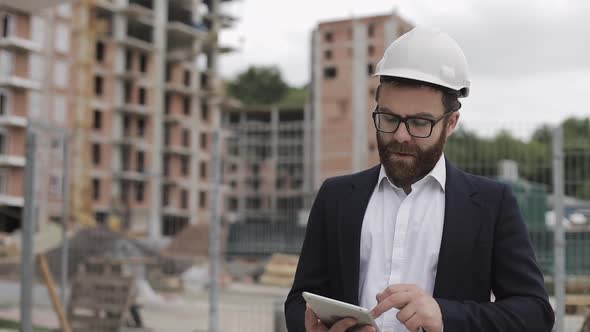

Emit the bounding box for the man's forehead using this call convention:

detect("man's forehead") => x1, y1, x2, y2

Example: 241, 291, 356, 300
377, 84, 445, 115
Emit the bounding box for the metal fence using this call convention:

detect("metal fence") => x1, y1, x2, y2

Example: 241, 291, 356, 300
3, 119, 590, 332
217, 121, 590, 331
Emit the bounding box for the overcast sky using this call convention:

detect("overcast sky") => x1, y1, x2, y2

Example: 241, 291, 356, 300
219, 0, 590, 139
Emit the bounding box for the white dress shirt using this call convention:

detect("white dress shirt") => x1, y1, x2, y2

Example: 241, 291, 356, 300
359, 155, 446, 332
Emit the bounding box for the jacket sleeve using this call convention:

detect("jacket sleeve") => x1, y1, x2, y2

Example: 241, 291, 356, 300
435, 184, 555, 331
284, 180, 331, 332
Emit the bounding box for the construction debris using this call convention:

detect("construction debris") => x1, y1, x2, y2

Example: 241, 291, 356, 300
162, 223, 227, 260
259, 254, 298, 287
44, 228, 167, 279
159, 223, 233, 289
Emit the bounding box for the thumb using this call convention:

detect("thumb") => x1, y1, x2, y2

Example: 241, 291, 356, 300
305, 304, 324, 331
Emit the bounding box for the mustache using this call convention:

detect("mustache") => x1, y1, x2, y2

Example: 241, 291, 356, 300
381, 141, 419, 156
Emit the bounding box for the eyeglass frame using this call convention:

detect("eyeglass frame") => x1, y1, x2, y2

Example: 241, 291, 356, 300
371, 106, 457, 138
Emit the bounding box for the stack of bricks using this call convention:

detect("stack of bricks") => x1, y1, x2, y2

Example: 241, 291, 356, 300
259, 254, 298, 287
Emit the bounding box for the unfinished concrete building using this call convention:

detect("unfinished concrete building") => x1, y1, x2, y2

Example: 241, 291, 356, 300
0, 0, 236, 240
223, 104, 313, 225
310, 13, 413, 190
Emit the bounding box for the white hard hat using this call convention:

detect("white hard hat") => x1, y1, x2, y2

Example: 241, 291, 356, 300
374, 26, 471, 97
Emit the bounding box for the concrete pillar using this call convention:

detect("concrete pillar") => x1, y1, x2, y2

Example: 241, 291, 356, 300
188, 0, 203, 226
302, 101, 313, 208
311, 29, 322, 191
148, 0, 168, 239
352, 22, 368, 172
111, 0, 126, 207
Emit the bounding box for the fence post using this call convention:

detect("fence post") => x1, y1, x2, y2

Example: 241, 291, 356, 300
208, 0, 222, 330
61, 134, 71, 308
20, 130, 36, 332
552, 125, 565, 332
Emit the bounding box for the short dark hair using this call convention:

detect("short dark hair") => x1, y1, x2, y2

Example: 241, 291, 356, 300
375, 76, 462, 114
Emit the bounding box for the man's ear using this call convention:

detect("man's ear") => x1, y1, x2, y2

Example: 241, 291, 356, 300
446, 111, 460, 138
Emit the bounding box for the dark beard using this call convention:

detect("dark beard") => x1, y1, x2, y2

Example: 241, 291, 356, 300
377, 125, 447, 189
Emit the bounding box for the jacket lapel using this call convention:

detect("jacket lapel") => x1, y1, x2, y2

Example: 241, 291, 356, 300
338, 165, 381, 305
433, 160, 482, 299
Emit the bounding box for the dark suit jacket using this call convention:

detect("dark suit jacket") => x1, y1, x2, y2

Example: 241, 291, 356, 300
285, 160, 554, 331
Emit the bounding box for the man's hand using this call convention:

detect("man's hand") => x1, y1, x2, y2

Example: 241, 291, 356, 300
305, 305, 376, 332
370, 284, 442, 332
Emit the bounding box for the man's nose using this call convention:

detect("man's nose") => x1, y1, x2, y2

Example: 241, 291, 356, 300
392, 123, 412, 143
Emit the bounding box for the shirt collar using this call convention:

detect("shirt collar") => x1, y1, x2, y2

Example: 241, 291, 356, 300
378, 153, 447, 192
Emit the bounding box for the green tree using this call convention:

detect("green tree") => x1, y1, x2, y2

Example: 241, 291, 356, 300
563, 117, 590, 148
279, 85, 308, 107
531, 125, 552, 145
447, 117, 590, 200
227, 66, 288, 105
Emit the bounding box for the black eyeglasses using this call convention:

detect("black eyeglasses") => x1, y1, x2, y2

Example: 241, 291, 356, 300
372, 107, 456, 138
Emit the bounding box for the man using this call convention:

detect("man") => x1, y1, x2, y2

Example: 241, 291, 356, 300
284, 26, 554, 332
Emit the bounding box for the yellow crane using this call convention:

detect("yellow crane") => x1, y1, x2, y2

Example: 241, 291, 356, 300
70, 0, 99, 228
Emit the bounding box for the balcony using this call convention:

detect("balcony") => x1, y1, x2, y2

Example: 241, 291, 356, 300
167, 45, 200, 61
0, 37, 42, 53
0, 155, 26, 167
202, 13, 237, 30
0, 194, 24, 207
113, 136, 133, 146
113, 136, 149, 149
165, 82, 196, 95
119, 2, 154, 21
0, 115, 27, 127
0, 76, 41, 91
162, 206, 190, 217
115, 170, 150, 182
164, 113, 184, 124
168, 21, 206, 39
162, 177, 181, 186
117, 36, 154, 52
163, 145, 191, 156
116, 70, 142, 81
114, 103, 150, 115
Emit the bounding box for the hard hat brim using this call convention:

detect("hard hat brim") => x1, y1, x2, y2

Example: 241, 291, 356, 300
374, 68, 470, 98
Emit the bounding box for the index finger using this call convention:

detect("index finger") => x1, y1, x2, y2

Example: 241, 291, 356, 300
371, 291, 413, 318
376, 284, 416, 302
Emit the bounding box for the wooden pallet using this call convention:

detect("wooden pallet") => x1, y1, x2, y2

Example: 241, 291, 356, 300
259, 254, 298, 287
565, 294, 590, 316
67, 258, 137, 332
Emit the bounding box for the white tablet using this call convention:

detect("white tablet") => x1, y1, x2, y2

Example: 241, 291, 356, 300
302, 291, 380, 332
